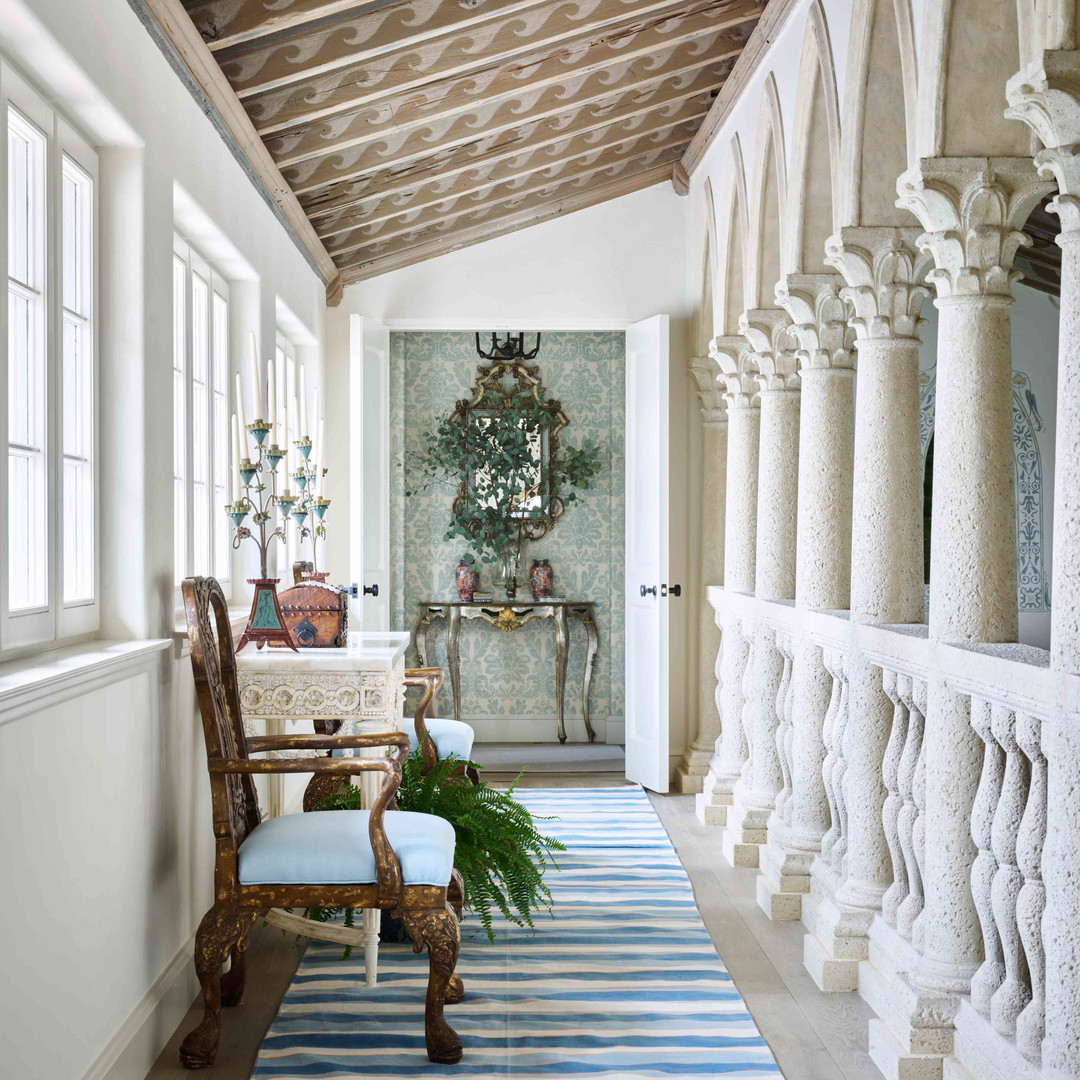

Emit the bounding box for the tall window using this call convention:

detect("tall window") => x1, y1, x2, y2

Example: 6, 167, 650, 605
275, 331, 298, 571
173, 237, 230, 588
2, 65, 98, 652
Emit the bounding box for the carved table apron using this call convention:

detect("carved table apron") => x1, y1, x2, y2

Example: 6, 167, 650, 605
414, 601, 598, 743
236, 632, 409, 987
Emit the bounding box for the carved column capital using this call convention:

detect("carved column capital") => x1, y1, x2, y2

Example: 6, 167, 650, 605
896, 158, 1055, 300
775, 273, 855, 370
1006, 51, 1080, 234
738, 308, 800, 391
709, 334, 759, 411
825, 227, 933, 340
689, 355, 727, 426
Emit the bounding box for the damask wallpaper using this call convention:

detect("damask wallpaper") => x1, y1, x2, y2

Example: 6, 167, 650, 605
389, 331, 626, 744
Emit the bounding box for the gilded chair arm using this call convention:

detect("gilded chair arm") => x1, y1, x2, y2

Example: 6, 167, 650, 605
403, 667, 443, 771
246, 732, 409, 754
211, 756, 405, 903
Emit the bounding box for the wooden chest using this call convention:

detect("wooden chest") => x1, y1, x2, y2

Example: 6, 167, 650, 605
273, 581, 349, 648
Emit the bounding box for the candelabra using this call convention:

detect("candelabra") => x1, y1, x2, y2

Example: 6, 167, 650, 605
285, 435, 332, 580
225, 416, 296, 651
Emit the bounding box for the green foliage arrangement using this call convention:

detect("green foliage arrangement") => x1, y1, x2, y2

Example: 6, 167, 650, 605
316, 748, 566, 942
404, 400, 603, 566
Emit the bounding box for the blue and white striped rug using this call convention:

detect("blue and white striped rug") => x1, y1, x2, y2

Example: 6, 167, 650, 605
254, 787, 782, 1078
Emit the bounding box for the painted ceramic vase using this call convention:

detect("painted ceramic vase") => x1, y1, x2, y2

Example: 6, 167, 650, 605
530, 558, 554, 600
456, 559, 480, 601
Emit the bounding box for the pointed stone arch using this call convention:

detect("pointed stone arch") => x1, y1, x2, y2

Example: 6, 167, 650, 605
746, 74, 788, 308
839, 0, 919, 227
785, 1, 842, 274
917, 0, 1031, 158
694, 178, 720, 356
717, 135, 751, 335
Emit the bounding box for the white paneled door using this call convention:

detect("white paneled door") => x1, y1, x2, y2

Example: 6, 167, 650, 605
623, 314, 670, 792
350, 315, 391, 630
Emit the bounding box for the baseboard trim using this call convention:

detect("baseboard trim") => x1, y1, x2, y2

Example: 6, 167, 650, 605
82, 932, 197, 1080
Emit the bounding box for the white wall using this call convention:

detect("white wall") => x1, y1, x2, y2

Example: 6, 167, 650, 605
0, 0, 327, 1077
325, 184, 695, 767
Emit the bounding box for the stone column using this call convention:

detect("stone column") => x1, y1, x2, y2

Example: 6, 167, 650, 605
753, 275, 854, 920
791, 226, 931, 1002
678, 356, 727, 793
897, 158, 1052, 995
697, 337, 758, 826
1007, 56, 1080, 1075
718, 309, 799, 867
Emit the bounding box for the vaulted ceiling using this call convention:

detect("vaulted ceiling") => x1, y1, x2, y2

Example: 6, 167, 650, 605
150, 0, 767, 295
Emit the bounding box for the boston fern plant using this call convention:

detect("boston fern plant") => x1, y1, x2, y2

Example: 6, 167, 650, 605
316, 749, 565, 942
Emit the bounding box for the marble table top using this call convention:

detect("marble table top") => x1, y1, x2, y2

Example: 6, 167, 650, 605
235, 631, 410, 673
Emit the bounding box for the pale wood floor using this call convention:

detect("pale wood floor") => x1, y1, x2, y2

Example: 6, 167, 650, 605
144, 777, 883, 1080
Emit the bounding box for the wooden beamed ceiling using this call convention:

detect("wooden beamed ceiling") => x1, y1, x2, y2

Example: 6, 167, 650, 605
169, 0, 767, 288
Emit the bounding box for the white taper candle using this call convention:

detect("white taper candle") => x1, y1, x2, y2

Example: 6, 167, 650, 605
300, 364, 308, 435
317, 416, 325, 496
231, 415, 241, 500
235, 372, 247, 440
267, 356, 276, 438
249, 332, 263, 419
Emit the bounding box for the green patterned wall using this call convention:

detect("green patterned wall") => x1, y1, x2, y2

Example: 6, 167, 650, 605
389, 331, 625, 743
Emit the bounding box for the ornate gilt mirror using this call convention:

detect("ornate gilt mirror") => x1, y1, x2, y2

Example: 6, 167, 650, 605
450, 333, 569, 543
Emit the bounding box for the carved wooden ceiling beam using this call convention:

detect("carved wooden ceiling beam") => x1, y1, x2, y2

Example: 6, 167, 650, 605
324, 124, 694, 254
249, 0, 762, 135
298, 86, 713, 217
183, 0, 399, 51
340, 160, 672, 282
269, 31, 735, 171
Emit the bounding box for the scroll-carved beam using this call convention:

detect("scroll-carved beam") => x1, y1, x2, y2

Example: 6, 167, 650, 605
313, 111, 705, 240
251, 0, 761, 135
183, 0, 398, 52
339, 161, 671, 282
269, 35, 734, 171
297, 86, 714, 217
326, 135, 688, 256
225, 0, 692, 100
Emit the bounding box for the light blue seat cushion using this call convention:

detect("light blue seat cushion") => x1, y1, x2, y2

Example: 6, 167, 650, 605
237, 810, 455, 886
409, 717, 475, 762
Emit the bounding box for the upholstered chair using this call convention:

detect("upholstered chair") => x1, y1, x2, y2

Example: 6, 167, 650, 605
181, 577, 465, 1069
404, 667, 478, 781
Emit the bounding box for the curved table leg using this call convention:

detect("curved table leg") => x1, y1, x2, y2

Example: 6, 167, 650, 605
576, 609, 599, 743
554, 606, 569, 743
447, 607, 463, 724
416, 610, 442, 668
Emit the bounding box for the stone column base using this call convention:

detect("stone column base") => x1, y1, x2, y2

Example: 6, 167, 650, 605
858, 918, 958, 1080
756, 834, 813, 921
695, 767, 737, 826
676, 746, 713, 794
801, 870, 873, 992
719, 796, 770, 868
948, 1002, 1042, 1080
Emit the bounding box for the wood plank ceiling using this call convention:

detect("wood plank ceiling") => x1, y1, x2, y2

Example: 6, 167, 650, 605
172, 0, 767, 290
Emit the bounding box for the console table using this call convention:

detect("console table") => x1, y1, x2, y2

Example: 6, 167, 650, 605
235, 631, 409, 986
414, 601, 598, 743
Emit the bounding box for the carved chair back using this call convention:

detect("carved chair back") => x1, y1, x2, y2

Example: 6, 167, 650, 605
183, 577, 262, 881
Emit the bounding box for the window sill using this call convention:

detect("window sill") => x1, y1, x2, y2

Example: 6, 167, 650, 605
0, 638, 171, 726
173, 607, 250, 658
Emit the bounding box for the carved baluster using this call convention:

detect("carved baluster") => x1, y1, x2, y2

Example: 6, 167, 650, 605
989, 706, 1032, 1035
773, 631, 795, 824
831, 655, 851, 874
892, 674, 921, 935
880, 671, 910, 926
970, 697, 1006, 1015
1015, 711, 1046, 1061
819, 648, 843, 867
716, 614, 750, 794
738, 624, 759, 791
904, 678, 928, 947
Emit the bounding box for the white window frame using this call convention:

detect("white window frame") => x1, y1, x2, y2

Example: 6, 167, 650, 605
173, 235, 231, 591
0, 61, 99, 654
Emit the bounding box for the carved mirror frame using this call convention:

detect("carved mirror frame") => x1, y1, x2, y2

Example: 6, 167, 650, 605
449, 357, 569, 543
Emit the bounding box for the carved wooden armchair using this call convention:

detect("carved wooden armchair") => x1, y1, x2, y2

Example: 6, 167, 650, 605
404, 666, 479, 781
181, 577, 465, 1069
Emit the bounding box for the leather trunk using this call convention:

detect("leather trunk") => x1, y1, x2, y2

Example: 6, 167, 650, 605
273, 581, 348, 648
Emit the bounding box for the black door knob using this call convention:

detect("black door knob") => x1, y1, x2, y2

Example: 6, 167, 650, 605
364, 583, 379, 597
669, 584, 682, 597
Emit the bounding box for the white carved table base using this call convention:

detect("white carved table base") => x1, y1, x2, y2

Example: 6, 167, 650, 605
236, 638, 408, 987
